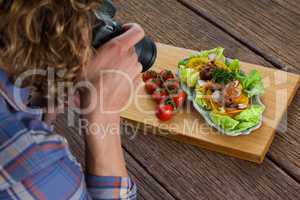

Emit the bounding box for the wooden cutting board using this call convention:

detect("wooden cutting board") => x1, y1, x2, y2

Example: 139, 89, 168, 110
121, 43, 300, 163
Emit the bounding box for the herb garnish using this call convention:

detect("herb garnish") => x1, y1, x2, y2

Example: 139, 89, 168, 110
212, 68, 236, 84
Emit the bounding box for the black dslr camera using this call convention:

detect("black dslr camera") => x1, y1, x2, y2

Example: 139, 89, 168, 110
92, 0, 157, 72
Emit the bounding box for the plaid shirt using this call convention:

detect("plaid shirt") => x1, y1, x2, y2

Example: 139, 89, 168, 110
0, 70, 137, 200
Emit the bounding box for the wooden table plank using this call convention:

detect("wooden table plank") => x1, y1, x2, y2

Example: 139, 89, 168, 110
113, 0, 300, 197
54, 115, 174, 199
268, 90, 300, 180
122, 133, 300, 200
173, 0, 300, 182
124, 153, 176, 200
176, 0, 300, 73
272, 0, 300, 15
114, 0, 270, 68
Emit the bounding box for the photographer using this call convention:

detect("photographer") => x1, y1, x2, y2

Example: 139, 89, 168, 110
0, 0, 143, 199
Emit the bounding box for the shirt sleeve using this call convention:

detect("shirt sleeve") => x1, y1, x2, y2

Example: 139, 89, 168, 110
0, 108, 137, 200
86, 174, 137, 200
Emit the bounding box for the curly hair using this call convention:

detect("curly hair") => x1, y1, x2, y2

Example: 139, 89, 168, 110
0, 0, 101, 105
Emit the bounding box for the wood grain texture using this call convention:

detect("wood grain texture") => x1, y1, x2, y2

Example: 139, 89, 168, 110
121, 43, 300, 163
122, 133, 300, 200
177, 0, 300, 73
124, 153, 176, 200
268, 90, 300, 180
272, 0, 300, 15
114, 0, 271, 68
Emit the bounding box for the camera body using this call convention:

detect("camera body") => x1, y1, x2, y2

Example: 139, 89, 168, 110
92, 0, 157, 72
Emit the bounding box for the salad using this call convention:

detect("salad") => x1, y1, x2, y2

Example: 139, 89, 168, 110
178, 47, 265, 136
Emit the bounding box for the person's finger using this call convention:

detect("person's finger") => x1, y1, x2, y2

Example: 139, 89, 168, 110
113, 23, 145, 50
136, 62, 143, 74
127, 58, 142, 79
133, 73, 143, 90
122, 23, 144, 34
122, 49, 140, 75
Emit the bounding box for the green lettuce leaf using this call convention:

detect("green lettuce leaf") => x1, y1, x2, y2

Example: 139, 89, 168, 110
228, 59, 240, 72
246, 81, 264, 97
234, 121, 258, 132
210, 113, 239, 131
178, 59, 189, 67
183, 47, 225, 63
197, 47, 224, 59
179, 65, 188, 82
237, 70, 261, 88
195, 90, 211, 110
236, 70, 264, 97
187, 70, 199, 88
234, 105, 265, 124
178, 65, 199, 88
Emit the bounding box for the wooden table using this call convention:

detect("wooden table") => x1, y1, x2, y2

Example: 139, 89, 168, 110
55, 0, 300, 199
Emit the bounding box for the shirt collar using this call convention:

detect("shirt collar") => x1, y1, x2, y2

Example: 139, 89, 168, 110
0, 69, 54, 131
0, 69, 31, 107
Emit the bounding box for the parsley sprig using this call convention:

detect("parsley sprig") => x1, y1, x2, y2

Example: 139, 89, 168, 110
212, 68, 236, 84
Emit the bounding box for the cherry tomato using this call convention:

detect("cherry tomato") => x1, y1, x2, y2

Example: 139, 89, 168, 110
163, 78, 180, 92
172, 89, 187, 108
142, 70, 159, 82
152, 88, 168, 103
160, 69, 175, 81
156, 104, 174, 121
145, 78, 162, 94
155, 98, 177, 121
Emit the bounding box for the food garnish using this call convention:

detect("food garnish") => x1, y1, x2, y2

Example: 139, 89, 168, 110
178, 47, 265, 136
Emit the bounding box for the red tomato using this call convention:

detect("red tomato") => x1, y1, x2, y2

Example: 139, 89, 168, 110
145, 78, 162, 94
160, 69, 175, 81
172, 90, 187, 108
152, 88, 168, 103
163, 79, 180, 92
142, 70, 159, 82
156, 104, 174, 121
155, 98, 176, 121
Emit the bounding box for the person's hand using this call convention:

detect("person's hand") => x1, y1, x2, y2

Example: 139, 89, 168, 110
78, 23, 145, 177
79, 23, 144, 118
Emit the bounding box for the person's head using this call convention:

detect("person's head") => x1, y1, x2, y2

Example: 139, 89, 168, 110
0, 0, 101, 104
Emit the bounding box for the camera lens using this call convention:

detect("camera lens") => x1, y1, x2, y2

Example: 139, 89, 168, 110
92, 18, 157, 72
135, 37, 157, 72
